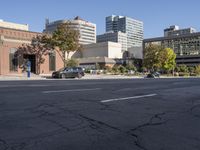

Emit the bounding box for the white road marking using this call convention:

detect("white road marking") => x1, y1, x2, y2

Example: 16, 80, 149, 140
42, 88, 101, 94
101, 94, 157, 103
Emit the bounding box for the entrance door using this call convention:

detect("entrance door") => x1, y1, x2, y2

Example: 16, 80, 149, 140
24, 55, 36, 73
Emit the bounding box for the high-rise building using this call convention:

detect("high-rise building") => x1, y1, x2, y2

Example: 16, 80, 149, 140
44, 16, 96, 45
106, 15, 143, 48
97, 31, 127, 52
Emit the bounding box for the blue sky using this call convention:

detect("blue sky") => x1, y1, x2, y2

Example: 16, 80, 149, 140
1, 0, 200, 38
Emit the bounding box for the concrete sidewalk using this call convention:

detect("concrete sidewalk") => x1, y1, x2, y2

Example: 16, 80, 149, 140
81, 74, 142, 79
0, 73, 45, 81
0, 74, 143, 81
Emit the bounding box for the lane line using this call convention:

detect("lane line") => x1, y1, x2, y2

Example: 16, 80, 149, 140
101, 94, 157, 103
42, 88, 101, 94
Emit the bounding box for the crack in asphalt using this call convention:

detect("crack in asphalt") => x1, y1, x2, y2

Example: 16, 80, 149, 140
99, 102, 121, 113
10, 142, 26, 150
190, 104, 200, 118
0, 138, 9, 150
2, 101, 171, 150
127, 112, 168, 150
78, 114, 121, 132
26, 103, 171, 150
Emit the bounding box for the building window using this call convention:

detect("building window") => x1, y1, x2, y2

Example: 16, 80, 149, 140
9, 48, 18, 72
49, 51, 56, 71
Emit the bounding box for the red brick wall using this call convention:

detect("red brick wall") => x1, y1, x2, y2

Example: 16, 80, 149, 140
0, 28, 64, 75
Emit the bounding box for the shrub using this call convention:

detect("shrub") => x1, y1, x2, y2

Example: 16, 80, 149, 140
102, 66, 111, 74
104, 66, 112, 72
118, 65, 126, 74
65, 59, 79, 67
84, 69, 91, 74
176, 65, 188, 73
195, 65, 200, 75
112, 65, 119, 74
188, 66, 195, 73
179, 72, 190, 77
190, 73, 197, 76
95, 63, 100, 70
126, 64, 137, 72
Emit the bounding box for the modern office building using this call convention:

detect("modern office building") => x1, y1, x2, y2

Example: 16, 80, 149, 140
144, 25, 200, 66
97, 31, 127, 52
44, 16, 96, 45
0, 19, 29, 31
106, 15, 143, 48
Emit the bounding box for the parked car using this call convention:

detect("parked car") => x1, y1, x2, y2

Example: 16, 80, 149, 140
153, 72, 160, 77
146, 72, 160, 78
52, 67, 85, 79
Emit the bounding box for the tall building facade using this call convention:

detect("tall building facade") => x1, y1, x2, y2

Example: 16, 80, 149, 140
144, 25, 200, 66
106, 15, 143, 48
97, 31, 127, 52
44, 16, 96, 45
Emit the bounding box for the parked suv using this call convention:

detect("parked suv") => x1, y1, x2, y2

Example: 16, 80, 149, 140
52, 67, 85, 79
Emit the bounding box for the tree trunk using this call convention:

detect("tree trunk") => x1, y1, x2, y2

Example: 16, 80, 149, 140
63, 51, 67, 67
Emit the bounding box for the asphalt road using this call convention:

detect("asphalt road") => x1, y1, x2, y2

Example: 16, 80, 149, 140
0, 78, 200, 150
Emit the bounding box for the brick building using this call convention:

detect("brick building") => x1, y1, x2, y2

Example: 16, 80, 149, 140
0, 27, 63, 75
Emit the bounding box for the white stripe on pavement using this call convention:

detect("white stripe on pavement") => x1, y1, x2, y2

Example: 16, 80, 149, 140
101, 94, 157, 103
42, 88, 101, 94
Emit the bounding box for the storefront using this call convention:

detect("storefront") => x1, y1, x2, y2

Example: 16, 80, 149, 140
0, 27, 63, 75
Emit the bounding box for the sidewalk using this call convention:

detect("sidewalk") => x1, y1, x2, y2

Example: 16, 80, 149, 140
0, 73, 143, 81
82, 74, 142, 79
0, 73, 45, 81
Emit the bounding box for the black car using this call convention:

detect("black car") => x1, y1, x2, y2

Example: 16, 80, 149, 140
52, 67, 85, 79
146, 72, 160, 78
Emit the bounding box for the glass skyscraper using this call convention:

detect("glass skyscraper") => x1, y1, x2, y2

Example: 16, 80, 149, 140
106, 15, 143, 48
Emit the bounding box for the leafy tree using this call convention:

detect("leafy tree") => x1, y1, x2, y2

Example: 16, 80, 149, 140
143, 44, 162, 71
16, 35, 51, 74
159, 48, 176, 72
43, 22, 81, 67
144, 44, 176, 73
65, 59, 79, 67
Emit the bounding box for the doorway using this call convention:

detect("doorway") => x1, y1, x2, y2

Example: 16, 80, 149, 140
23, 55, 36, 73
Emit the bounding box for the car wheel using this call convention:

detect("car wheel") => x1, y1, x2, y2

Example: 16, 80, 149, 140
61, 74, 65, 79
77, 73, 82, 79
